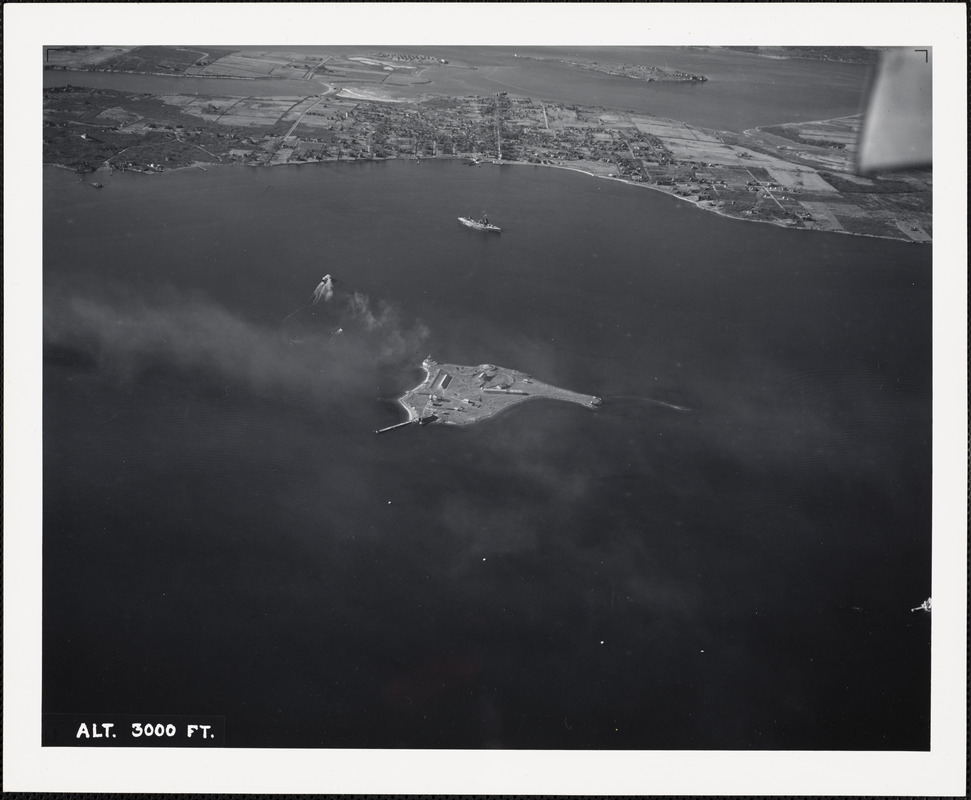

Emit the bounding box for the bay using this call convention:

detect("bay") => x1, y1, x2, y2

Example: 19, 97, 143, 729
403, 46, 869, 130
43, 45, 869, 131
43, 158, 931, 749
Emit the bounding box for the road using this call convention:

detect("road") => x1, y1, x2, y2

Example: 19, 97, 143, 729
746, 167, 786, 212
173, 130, 221, 160
284, 96, 325, 141
623, 136, 650, 181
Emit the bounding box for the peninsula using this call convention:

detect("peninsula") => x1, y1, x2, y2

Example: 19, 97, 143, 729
43, 46, 931, 242
377, 357, 601, 432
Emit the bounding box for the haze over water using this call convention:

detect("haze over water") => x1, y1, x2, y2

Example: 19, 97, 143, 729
43, 52, 931, 750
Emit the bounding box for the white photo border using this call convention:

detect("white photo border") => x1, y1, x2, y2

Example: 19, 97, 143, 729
4, 3, 967, 795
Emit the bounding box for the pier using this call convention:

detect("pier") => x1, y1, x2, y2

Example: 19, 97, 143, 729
374, 419, 417, 435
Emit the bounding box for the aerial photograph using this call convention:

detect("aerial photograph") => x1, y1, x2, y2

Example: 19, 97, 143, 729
6, 3, 966, 796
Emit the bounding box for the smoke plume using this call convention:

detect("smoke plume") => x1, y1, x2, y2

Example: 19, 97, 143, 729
45, 283, 431, 402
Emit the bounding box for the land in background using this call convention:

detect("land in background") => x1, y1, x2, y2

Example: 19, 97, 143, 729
43, 47, 931, 242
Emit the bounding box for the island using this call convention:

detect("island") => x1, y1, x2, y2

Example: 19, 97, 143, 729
376, 357, 601, 433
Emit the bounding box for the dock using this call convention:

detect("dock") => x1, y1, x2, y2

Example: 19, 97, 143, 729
374, 419, 417, 435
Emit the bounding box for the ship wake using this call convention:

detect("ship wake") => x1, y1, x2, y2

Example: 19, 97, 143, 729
605, 395, 693, 413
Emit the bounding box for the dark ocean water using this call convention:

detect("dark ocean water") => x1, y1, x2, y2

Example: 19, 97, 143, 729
43, 156, 931, 749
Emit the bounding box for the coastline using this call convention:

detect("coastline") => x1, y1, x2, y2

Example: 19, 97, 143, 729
48, 155, 927, 245
45, 65, 276, 82
44, 61, 929, 244
396, 360, 434, 423
393, 360, 600, 428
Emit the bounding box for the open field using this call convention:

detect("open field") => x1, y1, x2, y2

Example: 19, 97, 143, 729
197, 51, 305, 79
44, 46, 133, 67
723, 46, 882, 64
46, 46, 239, 75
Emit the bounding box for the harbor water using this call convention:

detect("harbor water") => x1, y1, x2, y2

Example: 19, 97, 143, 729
43, 157, 931, 749
43, 48, 930, 748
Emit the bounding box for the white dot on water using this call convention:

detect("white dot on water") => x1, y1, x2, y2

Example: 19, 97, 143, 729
600, 640, 604, 645
482, 557, 486, 561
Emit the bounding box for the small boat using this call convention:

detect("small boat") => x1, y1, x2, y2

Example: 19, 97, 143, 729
911, 598, 931, 613
458, 216, 501, 232
89, 182, 105, 189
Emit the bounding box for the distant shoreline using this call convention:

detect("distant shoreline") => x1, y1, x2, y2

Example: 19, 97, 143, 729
43, 54, 929, 244
45, 156, 928, 246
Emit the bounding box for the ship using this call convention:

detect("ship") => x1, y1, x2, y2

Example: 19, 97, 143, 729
458, 216, 501, 232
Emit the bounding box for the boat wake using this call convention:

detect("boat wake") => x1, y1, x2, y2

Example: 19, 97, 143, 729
282, 275, 430, 361
282, 274, 336, 324
604, 395, 693, 413
312, 274, 334, 305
